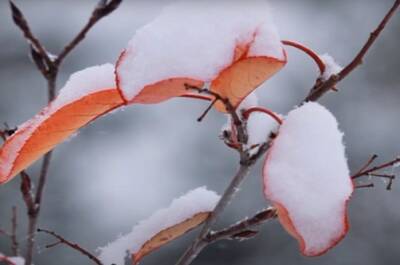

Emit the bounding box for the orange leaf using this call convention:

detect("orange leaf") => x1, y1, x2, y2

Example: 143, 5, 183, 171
211, 56, 286, 112
0, 88, 124, 184
132, 212, 210, 265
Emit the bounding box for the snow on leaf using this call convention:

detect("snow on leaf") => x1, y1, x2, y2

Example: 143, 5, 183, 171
116, 0, 286, 111
263, 102, 353, 256
98, 187, 220, 265
0, 64, 123, 184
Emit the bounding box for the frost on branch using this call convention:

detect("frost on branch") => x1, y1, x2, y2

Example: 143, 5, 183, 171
246, 111, 280, 155
116, 0, 286, 111
98, 187, 220, 265
263, 102, 353, 256
320, 53, 343, 80
0, 64, 124, 184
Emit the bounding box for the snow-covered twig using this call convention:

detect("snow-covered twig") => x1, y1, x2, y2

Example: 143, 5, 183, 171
305, 0, 400, 102
37, 228, 103, 265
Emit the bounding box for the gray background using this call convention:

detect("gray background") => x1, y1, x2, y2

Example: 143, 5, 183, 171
0, 0, 399, 264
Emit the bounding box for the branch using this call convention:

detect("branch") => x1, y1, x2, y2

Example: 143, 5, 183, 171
177, 88, 273, 265
206, 208, 277, 243
184, 84, 248, 150
304, 0, 400, 102
54, 0, 123, 66
37, 228, 103, 265
9, 1, 52, 67
11, 207, 19, 256
352, 155, 399, 190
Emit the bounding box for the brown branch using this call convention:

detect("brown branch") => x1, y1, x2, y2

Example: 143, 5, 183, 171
355, 183, 375, 189
184, 84, 248, 150
37, 228, 103, 265
176, 88, 272, 265
9, 1, 52, 67
8, 2, 122, 265
352, 156, 399, 190
11, 207, 19, 256
206, 208, 277, 243
54, 0, 122, 66
304, 0, 400, 102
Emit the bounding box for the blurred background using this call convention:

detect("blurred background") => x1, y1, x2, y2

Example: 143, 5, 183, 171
0, 0, 399, 264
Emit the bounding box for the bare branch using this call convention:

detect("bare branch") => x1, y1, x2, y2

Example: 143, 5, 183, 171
54, 0, 123, 66
9, 1, 52, 67
352, 157, 400, 179
304, 0, 400, 102
355, 183, 375, 189
351, 156, 398, 190
11, 206, 19, 256
37, 228, 103, 265
206, 208, 277, 243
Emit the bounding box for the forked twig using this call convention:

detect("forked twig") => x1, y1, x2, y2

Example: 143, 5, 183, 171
37, 228, 103, 265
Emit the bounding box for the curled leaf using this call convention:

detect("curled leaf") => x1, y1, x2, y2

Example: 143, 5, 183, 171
0, 64, 123, 184
98, 187, 220, 265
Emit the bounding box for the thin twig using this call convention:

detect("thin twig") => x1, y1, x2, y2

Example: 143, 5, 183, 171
206, 208, 278, 243
351, 156, 399, 190
353, 154, 379, 177
11, 206, 19, 256
37, 228, 103, 265
355, 183, 375, 189
54, 0, 122, 66
9, 1, 52, 67
352, 157, 400, 179
184, 84, 248, 149
304, 0, 400, 102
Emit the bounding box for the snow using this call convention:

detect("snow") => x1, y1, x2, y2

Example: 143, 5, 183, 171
98, 187, 220, 265
117, 0, 285, 101
263, 102, 353, 255
0, 64, 115, 183
246, 111, 280, 155
52, 64, 115, 109
320, 53, 343, 80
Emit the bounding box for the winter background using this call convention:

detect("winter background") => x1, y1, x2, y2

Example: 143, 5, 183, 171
0, 0, 399, 264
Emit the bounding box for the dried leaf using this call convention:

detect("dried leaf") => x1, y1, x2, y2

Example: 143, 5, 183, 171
132, 212, 210, 265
